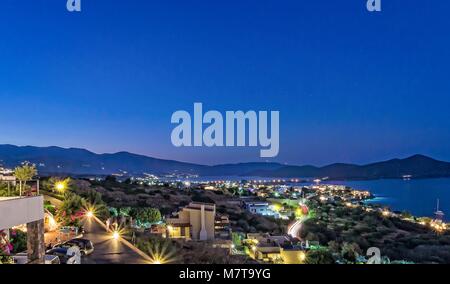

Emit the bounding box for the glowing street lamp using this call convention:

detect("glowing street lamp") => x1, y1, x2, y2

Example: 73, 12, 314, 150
56, 182, 64, 190
55, 181, 66, 193
112, 231, 120, 240
86, 210, 94, 218
299, 252, 306, 262
151, 257, 163, 264
47, 216, 58, 231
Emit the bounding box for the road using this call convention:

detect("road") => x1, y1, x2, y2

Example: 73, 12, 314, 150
43, 194, 63, 207
287, 217, 307, 238
81, 218, 148, 264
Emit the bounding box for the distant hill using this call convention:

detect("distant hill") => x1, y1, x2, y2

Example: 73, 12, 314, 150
0, 144, 283, 177
0, 144, 202, 175
1, 144, 449, 180
246, 155, 450, 180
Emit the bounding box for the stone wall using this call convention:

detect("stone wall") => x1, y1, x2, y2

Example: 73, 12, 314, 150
26, 219, 45, 264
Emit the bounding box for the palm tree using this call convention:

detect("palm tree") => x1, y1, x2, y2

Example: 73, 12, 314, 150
14, 163, 37, 196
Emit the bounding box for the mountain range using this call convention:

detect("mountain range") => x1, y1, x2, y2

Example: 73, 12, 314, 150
1, 144, 450, 180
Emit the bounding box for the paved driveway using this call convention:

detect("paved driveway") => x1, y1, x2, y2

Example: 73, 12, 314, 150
81, 218, 148, 264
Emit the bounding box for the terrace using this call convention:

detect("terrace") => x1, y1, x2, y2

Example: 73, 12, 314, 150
0, 195, 46, 263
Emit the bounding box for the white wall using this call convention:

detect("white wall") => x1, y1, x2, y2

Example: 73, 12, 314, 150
0, 196, 44, 230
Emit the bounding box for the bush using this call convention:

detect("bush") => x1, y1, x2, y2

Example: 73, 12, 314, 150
10, 230, 27, 254
305, 248, 335, 264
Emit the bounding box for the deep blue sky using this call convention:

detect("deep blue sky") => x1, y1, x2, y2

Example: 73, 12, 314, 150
1, 0, 449, 166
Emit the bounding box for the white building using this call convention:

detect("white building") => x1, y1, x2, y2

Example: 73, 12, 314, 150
0, 196, 45, 263
0, 167, 16, 185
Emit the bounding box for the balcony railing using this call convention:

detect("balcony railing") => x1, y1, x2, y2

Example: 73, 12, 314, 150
0, 195, 45, 230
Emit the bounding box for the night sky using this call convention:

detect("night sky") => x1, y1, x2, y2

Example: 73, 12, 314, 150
1, 0, 449, 166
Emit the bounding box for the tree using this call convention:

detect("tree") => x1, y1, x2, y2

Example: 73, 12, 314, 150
118, 207, 132, 217
58, 192, 87, 226
104, 176, 117, 183
0, 182, 14, 197
305, 248, 335, 264
341, 242, 362, 263
131, 208, 162, 225
14, 163, 37, 196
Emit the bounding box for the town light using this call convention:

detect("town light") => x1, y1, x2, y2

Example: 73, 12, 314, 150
272, 204, 282, 212
86, 210, 94, 218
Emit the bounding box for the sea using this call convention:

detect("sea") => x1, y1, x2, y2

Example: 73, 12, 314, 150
325, 178, 450, 221
168, 176, 450, 221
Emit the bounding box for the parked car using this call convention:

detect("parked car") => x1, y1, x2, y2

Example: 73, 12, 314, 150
46, 247, 71, 264
59, 238, 94, 255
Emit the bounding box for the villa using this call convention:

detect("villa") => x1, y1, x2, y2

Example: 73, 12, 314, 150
166, 202, 217, 241
243, 200, 280, 218
246, 233, 306, 264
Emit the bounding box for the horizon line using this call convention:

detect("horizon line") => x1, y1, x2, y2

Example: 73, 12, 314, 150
0, 143, 444, 168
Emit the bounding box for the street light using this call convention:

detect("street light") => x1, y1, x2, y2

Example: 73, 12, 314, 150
152, 258, 162, 264
112, 231, 120, 240
55, 181, 66, 192
86, 210, 94, 218
47, 216, 58, 231
299, 251, 306, 262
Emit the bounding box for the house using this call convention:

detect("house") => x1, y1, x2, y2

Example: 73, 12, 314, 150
246, 233, 305, 264
166, 202, 216, 241
215, 214, 231, 239
0, 167, 16, 185
243, 200, 279, 218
